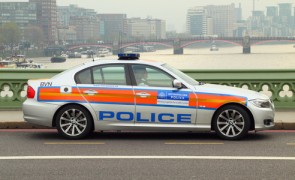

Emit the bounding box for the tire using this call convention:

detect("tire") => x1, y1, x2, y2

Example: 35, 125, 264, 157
213, 105, 250, 140
56, 105, 93, 139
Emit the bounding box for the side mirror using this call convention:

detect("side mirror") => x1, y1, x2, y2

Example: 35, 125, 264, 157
173, 79, 182, 89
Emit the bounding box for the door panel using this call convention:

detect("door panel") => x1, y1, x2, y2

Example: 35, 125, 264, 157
76, 64, 135, 125
134, 87, 197, 124
130, 64, 197, 125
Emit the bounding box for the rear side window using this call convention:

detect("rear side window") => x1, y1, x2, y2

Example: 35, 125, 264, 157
75, 69, 92, 84
75, 65, 127, 85
93, 66, 127, 85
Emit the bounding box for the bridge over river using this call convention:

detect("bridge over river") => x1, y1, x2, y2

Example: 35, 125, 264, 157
67, 36, 295, 55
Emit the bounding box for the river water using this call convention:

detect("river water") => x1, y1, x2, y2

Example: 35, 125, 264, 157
33, 44, 295, 70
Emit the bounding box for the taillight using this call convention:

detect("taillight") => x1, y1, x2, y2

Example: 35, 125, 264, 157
27, 86, 35, 99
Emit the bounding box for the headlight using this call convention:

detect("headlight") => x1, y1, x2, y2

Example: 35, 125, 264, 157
249, 99, 271, 108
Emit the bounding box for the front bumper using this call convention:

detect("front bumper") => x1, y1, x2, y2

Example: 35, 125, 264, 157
248, 102, 275, 130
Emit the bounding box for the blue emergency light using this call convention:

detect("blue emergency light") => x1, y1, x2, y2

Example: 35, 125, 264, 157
118, 53, 140, 60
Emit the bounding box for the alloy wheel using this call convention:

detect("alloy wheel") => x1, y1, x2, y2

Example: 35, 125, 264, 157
59, 108, 87, 137
216, 109, 245, 138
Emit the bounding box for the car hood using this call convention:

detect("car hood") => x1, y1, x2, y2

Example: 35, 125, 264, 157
194, 84, 269, 100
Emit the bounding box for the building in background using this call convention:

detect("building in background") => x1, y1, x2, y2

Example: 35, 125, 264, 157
246, 3, 295, 37
29, 0, 57, 44
127, 18, 166, 39
186, 7, 209, 36
187, 4, 240, 37
0, 2, 37, 32
206, 4, 236, 37
57, 5, 97, 27
278, 3, 292, 17
69, 16, 100, 43
206, 17, 214, 35
264, 6, 280, 36
233, 3, 246, 37
234, 21, 247, 37
97, 14, 127, 42
57, 4, 98, 43
278, 3, 293, 36
154, 19, 166, 39
235, 3, 242, 21
57, 26, 77, 44
249, 11, 265, 36
266, 6, 278, 17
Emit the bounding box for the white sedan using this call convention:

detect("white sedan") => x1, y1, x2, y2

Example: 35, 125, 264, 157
23, 54, 275, 140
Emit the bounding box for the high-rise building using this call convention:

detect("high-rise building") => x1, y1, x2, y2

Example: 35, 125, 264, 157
57, 5, 97, 27
186, 7, 208, 36
266, 6, 278, 17
206, 4, 235, 36
29, 0, 57, 44
57, 26, 77, 44
247, 3, 294, 37
127, 18, 166, 39
250, 11, 265, 32
206, 17, 214, 35
69, 16, 100, 43
155, 19, 166, 39
0, 2, 37, 31
278, 3, 292, 17
277, 3, 293, 32
252, 11, 264, 17
235, 3, 242, 21
97, 14, 127, 41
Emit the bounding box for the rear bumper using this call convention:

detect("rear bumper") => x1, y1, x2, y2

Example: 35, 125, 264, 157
23, 99, 59, 127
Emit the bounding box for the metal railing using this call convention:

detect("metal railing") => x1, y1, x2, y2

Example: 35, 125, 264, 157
1, 69, 294, 109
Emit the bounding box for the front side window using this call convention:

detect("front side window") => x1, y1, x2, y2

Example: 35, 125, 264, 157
132, 65, 174, 87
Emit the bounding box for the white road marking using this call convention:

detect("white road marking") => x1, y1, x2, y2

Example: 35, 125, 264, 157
1, 156, 295, 160
165, 142, 224, 145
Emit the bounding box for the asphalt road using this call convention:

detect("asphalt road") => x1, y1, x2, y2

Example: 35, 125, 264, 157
1, 130, 295, 179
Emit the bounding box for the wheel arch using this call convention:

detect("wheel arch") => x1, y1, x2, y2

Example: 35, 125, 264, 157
211, 103, 255, 131
52, 103, 95, 130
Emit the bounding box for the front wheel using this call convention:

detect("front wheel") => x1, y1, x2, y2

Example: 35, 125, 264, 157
56, 105, 93, 139
213, 105, 250, 140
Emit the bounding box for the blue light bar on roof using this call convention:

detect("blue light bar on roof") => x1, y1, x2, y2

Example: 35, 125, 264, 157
118, 53, 140, 60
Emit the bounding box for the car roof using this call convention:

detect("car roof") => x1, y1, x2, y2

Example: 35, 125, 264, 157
82, 59, 165, 67
52, 59, 166, 80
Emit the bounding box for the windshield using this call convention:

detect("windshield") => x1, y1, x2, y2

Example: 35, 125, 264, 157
162, 64, 199, 86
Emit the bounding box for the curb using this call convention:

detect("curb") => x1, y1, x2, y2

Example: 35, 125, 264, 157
0, 122, 51, 129
1, 122, 295, 130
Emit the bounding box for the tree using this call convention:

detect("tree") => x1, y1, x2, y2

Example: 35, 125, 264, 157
0, 22, 21, 52
24, 26, 44, 49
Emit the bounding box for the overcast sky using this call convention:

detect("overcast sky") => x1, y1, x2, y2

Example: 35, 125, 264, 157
56, 0, 295, 32
1, 0, 295, 32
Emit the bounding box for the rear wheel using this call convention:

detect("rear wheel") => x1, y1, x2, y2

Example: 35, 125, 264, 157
213, 105, 250, 140
56, 105, 93, 139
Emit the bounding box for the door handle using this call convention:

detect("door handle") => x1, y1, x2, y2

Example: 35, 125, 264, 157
136, 92, 151, 98
83, 90, 98, 95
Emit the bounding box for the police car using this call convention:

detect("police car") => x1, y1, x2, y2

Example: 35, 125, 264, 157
23, 53, 275, 140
